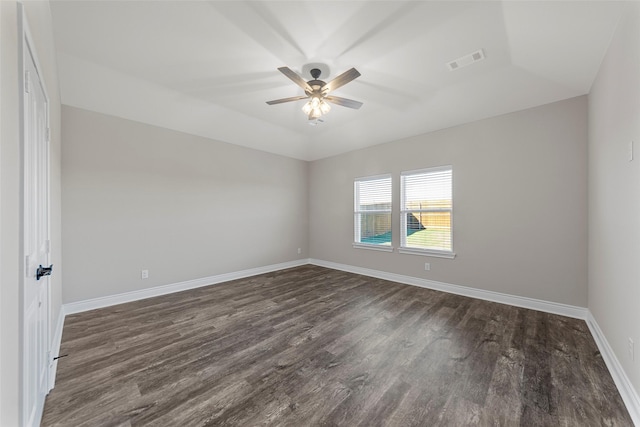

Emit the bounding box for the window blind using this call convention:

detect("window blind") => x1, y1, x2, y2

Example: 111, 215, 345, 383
354, 175, 392, 247
400, 166, 453, 254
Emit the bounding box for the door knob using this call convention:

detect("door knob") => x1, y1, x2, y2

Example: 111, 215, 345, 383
36, 264, 53, 280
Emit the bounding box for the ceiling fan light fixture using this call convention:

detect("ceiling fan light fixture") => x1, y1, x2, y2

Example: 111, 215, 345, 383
319, 99, 331, 114
309, 106, 322, 120
268, 66, 362, 121
302, 96, 330, 118
309, 108, 322, 120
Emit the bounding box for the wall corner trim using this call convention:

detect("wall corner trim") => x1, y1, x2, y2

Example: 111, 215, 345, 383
586, 312, 640, 426
62, 259, 310, 315
309, 258, 587, 319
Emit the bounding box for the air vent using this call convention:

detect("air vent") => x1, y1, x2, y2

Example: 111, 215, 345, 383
447, 49, 485, 71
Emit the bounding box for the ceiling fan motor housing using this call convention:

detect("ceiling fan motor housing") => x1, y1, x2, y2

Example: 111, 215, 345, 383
306, 69, 326, 96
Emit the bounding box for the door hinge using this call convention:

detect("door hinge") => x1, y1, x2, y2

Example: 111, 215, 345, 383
46, 127, 50, 142
45, 239, 51, 254
24, 70, 30, 93
25, 255, 30, 277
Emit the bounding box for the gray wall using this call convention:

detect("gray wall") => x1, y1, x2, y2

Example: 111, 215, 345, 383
309, 96, 588, 307
62, 106, 309, 303
588, 2, 640, 398
1, 1, 63, 424
1, 1, 636, 421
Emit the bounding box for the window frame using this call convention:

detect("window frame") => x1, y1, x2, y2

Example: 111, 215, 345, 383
353, 173, 394, 252
399, 166, 455, 259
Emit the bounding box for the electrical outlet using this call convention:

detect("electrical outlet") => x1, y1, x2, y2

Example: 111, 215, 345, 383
297, 248, 302, 254
141, 269, 149, 279
629, 338, 634, 361
424, 263, 430, 271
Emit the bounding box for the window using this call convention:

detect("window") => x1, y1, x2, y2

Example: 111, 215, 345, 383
353, 174, 393, 251
400, 166, 454, 258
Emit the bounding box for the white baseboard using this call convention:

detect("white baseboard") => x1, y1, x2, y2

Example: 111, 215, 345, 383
586, 312, 640, 426
48, 306, 65, 391
63, 259, 310, 315
309, 258, 587, 319
54, 258, 638, 424
50, 259, 309, 391
311, 258, 640, 424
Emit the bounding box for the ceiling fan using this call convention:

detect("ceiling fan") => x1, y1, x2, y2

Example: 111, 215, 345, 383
266, 66, 363, 120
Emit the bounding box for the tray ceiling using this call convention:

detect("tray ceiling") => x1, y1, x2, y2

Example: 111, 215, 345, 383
51, 1, 623, 160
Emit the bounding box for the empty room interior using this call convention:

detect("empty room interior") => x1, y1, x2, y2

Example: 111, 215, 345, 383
1, 1, 639, 426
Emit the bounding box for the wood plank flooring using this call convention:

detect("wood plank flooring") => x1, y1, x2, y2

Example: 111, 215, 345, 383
42, 265, 633, 426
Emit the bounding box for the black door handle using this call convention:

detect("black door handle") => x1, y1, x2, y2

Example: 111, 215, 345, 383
36, 264, 53, 280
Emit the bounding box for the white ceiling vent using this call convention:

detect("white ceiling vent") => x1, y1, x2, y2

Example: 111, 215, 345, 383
447, 49, 485, 71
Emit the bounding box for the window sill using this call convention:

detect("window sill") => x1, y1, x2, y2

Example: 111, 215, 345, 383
398, 247, 456, 259
353, 243, 394, 252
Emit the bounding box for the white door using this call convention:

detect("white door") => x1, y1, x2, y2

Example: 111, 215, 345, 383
22, 34, 51, 427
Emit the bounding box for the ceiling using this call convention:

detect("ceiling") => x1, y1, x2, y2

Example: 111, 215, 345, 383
50, 1, 624, 161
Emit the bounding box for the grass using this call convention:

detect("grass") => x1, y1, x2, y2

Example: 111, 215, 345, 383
405, 228, 450, 250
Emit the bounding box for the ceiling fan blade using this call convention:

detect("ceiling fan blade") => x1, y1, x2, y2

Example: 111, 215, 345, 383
266, 95, 309, 105
323, 68, 361, 93
324, 96, 363, 109
278, 67, 312, 92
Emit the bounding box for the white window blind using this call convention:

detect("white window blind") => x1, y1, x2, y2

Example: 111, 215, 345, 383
400, 166, 454, 257
354, 175, 393, 250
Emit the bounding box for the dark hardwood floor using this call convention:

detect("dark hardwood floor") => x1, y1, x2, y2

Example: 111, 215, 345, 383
42, 265, 632, 426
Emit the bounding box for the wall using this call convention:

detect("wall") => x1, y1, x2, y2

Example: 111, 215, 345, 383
0, 1, 62, 425
1, 3, 4, 422
62, 106, 309, 303
588, 1, 640, 400
310, 96, 588, 307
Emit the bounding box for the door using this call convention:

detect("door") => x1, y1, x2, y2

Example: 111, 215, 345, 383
22, 30, 51, 427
